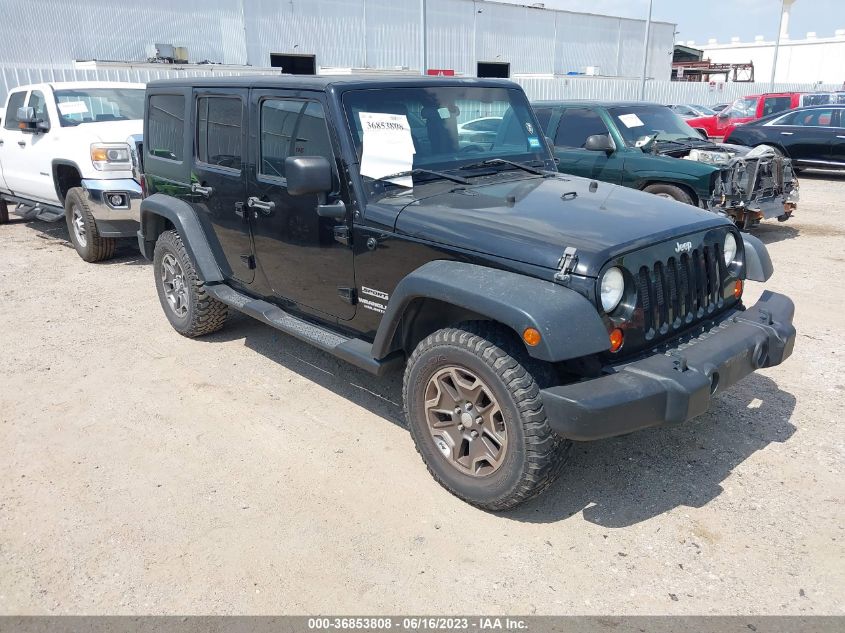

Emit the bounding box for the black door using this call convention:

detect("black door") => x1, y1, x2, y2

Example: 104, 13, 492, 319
191, 89, 254, 284
247, 90, 355, 320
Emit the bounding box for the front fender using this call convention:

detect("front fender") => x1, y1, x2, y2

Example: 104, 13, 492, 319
371, 260, 611, 363
138, 193, 222, 283
742, 233, 774, 282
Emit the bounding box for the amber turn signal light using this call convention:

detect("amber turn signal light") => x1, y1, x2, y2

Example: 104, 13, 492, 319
522, 327, 542, 347
609, 328, 624, 353
734, 279, 743, 299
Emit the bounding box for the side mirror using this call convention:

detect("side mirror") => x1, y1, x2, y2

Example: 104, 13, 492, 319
16, 106, 48, 134
717, 112, 730, 119
16, 106, 35, 124
285, 156, 332, 197
584, 134, 615, 153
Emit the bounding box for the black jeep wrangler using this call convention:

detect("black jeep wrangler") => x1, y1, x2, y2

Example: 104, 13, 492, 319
137, 76, 796, 510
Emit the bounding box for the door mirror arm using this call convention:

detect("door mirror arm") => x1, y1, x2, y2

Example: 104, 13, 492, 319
317, 199, 347, 220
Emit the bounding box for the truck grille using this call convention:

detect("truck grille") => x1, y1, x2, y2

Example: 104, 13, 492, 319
635, 244, 724, 340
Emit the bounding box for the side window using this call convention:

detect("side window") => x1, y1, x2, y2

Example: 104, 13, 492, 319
4, 91, 26, 130
260, 99, 334, 181
533, 107, 554, 136
554, 108, 609, 148
762, 96, 793, 117
148, 94, 185, 162
196, 96, 242, 171
27, 90, 49, 124
773, 108, 835, 127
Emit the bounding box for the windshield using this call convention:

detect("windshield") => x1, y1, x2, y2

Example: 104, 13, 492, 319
342, 86, 549, 194
692, 104, 717, 116
723, 96, 759, 119
608, 106, 702, 147
54, 88, 145, 126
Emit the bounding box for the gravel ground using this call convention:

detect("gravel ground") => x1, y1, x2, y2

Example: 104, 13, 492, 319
1, 174, 843, 615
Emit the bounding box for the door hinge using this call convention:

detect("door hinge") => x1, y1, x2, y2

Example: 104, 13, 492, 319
338, 287, 357, 305
240, 254, 256, 270
333, 225, 351, 245
554, 247, 578, 282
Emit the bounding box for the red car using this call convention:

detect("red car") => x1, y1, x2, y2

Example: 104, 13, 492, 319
686, 92, 803, 140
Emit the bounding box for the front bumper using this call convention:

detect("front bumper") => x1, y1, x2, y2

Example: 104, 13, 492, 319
541, 291, 796, 441
81, 178, 143, 238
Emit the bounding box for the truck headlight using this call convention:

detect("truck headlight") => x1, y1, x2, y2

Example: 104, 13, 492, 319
600, 267, 625, 313
91, 143, 132, 171
687, 148, 731, 165
723, 232, 738, 266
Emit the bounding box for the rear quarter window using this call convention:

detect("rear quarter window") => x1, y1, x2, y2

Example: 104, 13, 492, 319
148, 94, 185, 162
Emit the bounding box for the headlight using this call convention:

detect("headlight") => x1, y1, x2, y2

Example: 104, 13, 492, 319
687, 148, 731, 165
91, 143, 131, 171
600, 267, 625, 313
723, 232, 738, 266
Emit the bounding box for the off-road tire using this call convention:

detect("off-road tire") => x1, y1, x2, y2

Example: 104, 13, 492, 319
403, 322, 571, 511
0, 199, 9, 224
153, 229, 228, 338
65, 187, 116, 262
643, 183, 695, 206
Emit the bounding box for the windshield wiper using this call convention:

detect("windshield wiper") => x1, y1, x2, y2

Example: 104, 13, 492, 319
459, 158, 546, 176
373, 168, 469, 186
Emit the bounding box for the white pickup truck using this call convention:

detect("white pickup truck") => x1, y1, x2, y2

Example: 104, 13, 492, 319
0, 82, 145, 261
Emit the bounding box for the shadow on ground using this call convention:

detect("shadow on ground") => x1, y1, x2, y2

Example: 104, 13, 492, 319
201, 312, 797, 526
11, 218, 147, 266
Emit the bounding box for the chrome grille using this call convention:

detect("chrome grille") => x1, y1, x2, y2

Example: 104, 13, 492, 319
635, 245, 724, 340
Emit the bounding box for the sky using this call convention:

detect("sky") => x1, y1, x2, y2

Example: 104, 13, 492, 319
500, 0, 845, 45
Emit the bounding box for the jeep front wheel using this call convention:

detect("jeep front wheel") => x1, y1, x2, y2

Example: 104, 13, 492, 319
65, 187, 117, 262
0, 199, 9, 224
403, 324, 570, 511
153, 229, 228, 337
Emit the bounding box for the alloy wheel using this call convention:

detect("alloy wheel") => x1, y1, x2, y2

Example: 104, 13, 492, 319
161, 253, 189, 318
423, 366, 508, 477
71, 206, 87, 248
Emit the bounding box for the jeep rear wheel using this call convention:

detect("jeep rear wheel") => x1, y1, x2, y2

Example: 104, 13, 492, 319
643, 183, 695, 206
153, 229, 228, 338
403, 323, 570, 511
64, 187, 116, 262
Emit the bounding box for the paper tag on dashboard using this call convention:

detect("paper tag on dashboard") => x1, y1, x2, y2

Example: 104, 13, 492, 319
57, 101, 89, 115
359, 112, 416, 188
618, 113, 645, 128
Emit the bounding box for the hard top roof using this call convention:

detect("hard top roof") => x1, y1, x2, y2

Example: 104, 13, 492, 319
147, 75, 519, 92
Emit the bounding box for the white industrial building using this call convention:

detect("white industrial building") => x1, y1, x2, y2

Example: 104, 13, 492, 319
0, 0, 675, 80
696, 31, 845, 86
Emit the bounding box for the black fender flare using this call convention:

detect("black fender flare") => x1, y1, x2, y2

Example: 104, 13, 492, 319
742, 233, 773, 282
138, 193, 222, 283
51, 159, 83, 204
371, 260, 611, 363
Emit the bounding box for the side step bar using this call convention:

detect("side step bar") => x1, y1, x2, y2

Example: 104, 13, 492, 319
206, 284, 403, 376
2, 195, 65, 222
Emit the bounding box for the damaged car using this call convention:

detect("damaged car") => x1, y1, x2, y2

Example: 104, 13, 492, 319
532, 101, 799, 228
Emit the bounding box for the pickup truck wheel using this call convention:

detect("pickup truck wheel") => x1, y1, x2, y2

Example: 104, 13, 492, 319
153, 229, 228, 338
403, 323, 570, 511
0, 199, 8, 224
643, 183, 694, 205
64, 187, 116, 262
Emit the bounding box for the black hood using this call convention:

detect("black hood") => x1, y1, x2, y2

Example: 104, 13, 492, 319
394, 174, 729, 277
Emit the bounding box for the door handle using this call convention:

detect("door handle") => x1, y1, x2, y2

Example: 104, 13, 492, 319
18, 140, 26, 146
191, 183, 213, 197
247, 196, 275, 215
780, 132, 794, 136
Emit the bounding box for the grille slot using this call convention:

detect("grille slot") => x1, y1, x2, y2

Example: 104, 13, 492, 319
635, 243, 724, 340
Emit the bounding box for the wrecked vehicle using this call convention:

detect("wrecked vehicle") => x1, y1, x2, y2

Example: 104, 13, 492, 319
532, 101, 799, 228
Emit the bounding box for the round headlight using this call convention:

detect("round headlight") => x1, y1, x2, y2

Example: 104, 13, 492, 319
600, 267, 625, 313
723, 232, 738, 266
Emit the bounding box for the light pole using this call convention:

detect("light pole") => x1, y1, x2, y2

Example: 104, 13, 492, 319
639, 0, 654, 100
770, 0, 796, 91
420, 0, 428, 75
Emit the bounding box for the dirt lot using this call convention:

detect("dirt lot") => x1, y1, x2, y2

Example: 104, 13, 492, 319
1, 174, 844, 615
